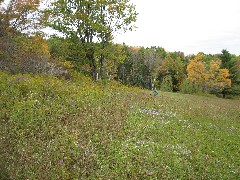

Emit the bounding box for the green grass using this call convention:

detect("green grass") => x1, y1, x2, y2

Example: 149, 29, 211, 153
0, 71, 239, 179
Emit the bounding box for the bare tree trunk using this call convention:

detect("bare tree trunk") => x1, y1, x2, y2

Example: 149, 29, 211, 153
222, 88, 226, 98
99, 41, 106, 79
87, 51, 97, 81
99, 53, 104, 79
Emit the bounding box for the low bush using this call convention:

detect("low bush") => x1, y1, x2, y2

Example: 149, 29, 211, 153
0, 71, 239, 179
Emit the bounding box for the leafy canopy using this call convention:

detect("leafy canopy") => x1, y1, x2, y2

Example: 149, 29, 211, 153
43, 0, 137, 42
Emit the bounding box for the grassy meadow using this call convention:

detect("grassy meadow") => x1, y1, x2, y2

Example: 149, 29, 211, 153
0, 71, 239, 179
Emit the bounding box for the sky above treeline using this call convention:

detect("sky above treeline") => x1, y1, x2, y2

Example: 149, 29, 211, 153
1, 0, 240, 55
114, 0, 240, 55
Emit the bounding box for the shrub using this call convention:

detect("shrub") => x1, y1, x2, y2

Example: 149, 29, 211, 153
160, 75, 173, 92
0, 35, 70, 77
0, 71, 144, 179
179, 79, 205, 94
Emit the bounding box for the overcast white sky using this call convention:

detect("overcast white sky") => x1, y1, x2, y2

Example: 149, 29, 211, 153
114, 0, 240, 55
1, 0, 239, 55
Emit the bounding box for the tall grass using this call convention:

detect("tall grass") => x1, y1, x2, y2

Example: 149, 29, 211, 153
0, 71, 239, 179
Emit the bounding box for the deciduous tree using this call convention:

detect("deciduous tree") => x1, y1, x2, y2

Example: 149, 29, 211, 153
43, 0, 137, 80
187, 54, 232, 96
186, 54, 207, 90
158, 54, 185, 91
0, 0, 41, 35
206, 59, 231, 94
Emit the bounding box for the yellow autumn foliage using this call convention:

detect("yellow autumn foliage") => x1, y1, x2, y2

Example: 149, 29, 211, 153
187, 55, 231, 92
207, 59, 231, 91
186, 54, 206, 85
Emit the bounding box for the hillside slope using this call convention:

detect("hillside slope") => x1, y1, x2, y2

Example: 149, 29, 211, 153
0, 71, 239, 179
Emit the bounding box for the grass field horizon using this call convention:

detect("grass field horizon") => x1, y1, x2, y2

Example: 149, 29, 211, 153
0, 71, 239, 179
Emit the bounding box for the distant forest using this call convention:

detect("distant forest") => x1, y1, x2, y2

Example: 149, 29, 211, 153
1, 0, 240, 98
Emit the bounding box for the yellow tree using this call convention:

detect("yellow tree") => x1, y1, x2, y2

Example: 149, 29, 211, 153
207, 59, 231, 94
186, 54, 207, 90
187, 54, 231, 95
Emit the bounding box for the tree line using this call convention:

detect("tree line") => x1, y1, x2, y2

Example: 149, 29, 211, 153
48, 37, 239, 97
1, 0, 239, 97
